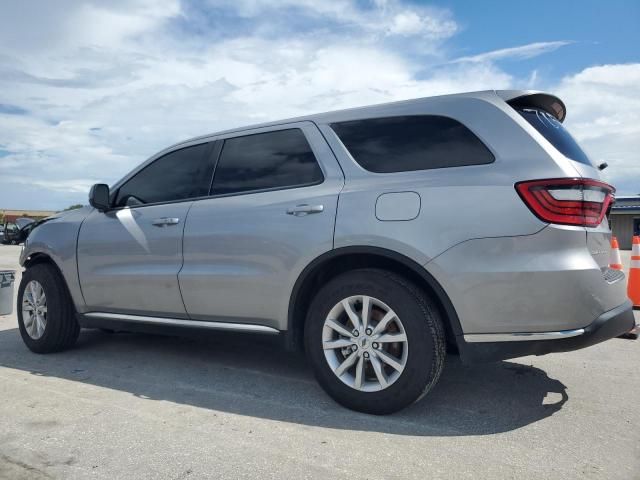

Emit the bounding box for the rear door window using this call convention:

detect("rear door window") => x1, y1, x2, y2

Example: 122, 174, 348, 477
517, 108, 593, 166
211, 128, 324, 195
331, 115, 494, 173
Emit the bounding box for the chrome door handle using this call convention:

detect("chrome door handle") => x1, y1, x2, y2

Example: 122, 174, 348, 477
286, 204, 324, 216
151, 217, 180, 227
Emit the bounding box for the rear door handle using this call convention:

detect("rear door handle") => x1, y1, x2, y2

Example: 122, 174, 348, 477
151, 217, 180, 227
286, 204, 324, 216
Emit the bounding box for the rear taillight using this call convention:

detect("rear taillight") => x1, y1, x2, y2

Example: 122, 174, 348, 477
515, 178, 615, 227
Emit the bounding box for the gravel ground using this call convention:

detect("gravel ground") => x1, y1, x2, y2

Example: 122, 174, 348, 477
0, 244, 639, 479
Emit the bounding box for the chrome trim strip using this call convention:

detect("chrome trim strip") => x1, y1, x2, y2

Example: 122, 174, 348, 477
463, 328, 585, 343
84, 312, 280, 334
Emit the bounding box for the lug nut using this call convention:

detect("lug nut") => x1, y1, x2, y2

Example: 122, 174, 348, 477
351, 345, 358, 352
365, 328, 372, 335
372, 342, 379, 349
363, 352, 370, 359
352, 330, 359, 337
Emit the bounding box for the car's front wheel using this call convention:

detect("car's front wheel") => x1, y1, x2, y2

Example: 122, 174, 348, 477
17, 263, 80, 353
305, 269, 445, 414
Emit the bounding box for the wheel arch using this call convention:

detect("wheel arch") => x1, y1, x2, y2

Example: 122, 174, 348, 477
23, 251, 62, 271
22, 252, 78, 306
286, 246, 462, 352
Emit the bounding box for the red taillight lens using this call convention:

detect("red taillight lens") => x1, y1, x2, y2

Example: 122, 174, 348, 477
515, 178, 615, 227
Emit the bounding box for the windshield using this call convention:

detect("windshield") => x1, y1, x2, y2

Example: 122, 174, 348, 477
518, 108, 593, 166
15, 217, 35, 229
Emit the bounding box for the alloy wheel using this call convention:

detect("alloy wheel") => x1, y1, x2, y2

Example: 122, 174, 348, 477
22, 280, 48, 340
322, 295, 408, 392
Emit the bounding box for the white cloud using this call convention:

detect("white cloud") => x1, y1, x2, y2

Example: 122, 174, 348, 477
556, 63, 640, 193
223, 0, 458, 40
453, 41, 572, 63
0, 0, 180, 54
387, 10, 457, 38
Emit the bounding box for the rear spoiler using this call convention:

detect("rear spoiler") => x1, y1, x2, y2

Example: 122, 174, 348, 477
495, 90, 566, 123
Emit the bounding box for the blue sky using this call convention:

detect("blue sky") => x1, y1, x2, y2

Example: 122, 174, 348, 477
0, 0, 638, 209
441, 1, 638, 74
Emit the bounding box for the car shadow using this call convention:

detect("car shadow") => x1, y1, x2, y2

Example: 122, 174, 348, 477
0, 327, 568, 436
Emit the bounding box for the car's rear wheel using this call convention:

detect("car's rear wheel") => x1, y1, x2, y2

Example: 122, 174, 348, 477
17, 263, 80, 353
305, 269, 445, 414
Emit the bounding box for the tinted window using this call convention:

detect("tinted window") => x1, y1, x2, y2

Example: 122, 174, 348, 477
212, 129, 323, 195
518, 108, 593, 166
115, 143, 213, 206
331, 115, 494, 173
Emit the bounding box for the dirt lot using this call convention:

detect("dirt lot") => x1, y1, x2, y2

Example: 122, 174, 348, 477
0, 244, 639, 479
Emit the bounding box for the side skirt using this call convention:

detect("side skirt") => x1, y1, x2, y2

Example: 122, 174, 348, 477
79, 312, 280, 335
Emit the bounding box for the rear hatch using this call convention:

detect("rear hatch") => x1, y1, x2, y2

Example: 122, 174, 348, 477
500, 91, 614, 268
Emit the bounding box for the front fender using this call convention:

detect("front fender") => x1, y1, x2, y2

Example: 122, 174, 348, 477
21, 207, 91, 312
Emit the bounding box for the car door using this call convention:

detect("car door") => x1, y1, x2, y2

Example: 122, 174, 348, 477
77, 141, 216, 318
179, 122, 344, 330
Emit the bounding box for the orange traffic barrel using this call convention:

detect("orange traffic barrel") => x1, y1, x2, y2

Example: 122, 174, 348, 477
628, 236, 640, 309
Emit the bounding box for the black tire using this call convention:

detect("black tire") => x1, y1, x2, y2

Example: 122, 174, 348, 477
17, 263, 80, 353
305, 269, 445, 414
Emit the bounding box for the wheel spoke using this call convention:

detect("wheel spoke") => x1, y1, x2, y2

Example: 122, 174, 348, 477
39, 305, 47, 314
375, 333, 407, 344
375, 349, 404, 372
30, 282, 38, 304
361, 295, 371, 331
25, 291, 35, 306
23, 313, 34, 329
371, 311, 396, 336
325, 319, 354, 339
354, 355, 364, 389
323, 338, 353, 350
335, 351, 359, 377
35, 283, 44, 304
35, 315, 44, 337
342, 299, 361, 330
369, 354, 388, 388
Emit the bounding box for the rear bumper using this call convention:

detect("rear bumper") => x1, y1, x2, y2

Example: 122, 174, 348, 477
427, 225, 629, 336
458, 300, 635, 363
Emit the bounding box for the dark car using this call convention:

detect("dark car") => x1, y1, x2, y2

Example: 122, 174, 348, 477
2, 218, 36, 245
2, 222, 20, 244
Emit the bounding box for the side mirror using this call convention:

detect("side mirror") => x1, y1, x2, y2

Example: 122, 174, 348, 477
89, 183, 111, 211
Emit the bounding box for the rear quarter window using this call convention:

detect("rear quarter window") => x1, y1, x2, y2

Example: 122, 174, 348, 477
517, 108, 593, 166
331, 115, 494, 173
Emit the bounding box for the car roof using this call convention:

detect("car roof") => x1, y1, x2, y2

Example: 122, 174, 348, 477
168, 89, 561, 151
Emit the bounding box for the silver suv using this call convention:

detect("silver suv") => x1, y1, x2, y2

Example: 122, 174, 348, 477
18, 90, 634, 414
